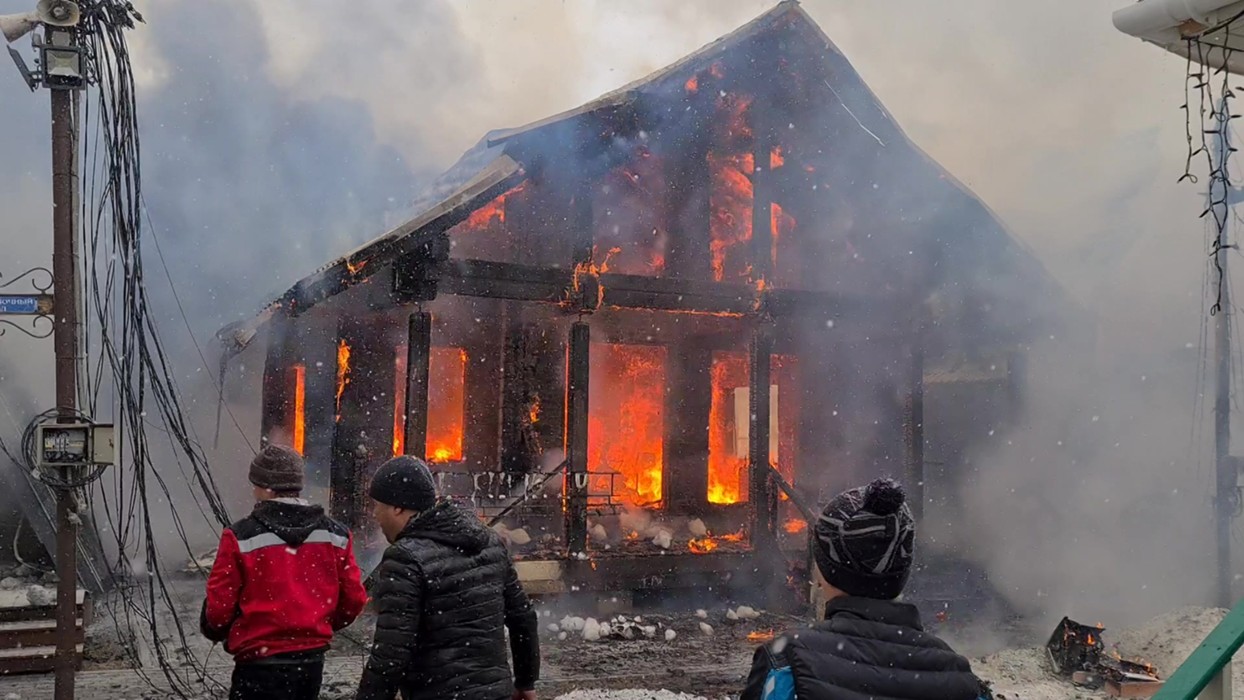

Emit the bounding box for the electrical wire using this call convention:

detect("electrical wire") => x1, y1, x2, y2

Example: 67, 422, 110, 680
66, 2, 233, 696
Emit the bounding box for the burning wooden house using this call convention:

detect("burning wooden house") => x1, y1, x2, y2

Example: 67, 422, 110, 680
218, 2, 1061, 594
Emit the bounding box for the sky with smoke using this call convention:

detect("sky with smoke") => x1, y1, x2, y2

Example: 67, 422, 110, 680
0, 0, 1232, 625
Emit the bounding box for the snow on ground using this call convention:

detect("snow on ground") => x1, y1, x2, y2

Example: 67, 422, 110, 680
973, 606, 1234, 700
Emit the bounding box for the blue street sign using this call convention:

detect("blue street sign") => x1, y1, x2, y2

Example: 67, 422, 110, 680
0, 295, 53, 315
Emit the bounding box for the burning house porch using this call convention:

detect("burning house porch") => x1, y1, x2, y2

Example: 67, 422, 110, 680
218, 2, 1060, 599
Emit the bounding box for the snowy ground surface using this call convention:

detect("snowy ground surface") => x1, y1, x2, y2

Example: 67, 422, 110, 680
0, 569, 1234, 700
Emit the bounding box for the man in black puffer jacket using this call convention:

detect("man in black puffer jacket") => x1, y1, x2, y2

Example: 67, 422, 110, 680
741, 478, 989, 700
356, 456, 540, 700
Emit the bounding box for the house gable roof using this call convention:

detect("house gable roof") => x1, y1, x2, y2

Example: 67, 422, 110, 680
217, 0, 1066, 353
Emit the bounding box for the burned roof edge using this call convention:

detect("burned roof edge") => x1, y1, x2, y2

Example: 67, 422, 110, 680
216, 154, 525, 354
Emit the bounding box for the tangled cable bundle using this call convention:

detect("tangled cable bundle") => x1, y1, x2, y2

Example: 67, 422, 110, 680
60, 2, 240, 696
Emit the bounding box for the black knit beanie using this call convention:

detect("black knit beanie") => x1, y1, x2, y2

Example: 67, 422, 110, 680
369, 456, 438, 512
812, 477, 915, 600
248, 444, 304, 493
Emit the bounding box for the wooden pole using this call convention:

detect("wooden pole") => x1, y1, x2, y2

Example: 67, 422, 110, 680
404, 311, 432, 459
565, 321, 590, 553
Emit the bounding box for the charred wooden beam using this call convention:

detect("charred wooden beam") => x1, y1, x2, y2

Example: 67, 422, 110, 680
751, 93, 774, 283
303, 323, 337, 490
403, 311, 432, 460
465, 302, 504, 471
330, 319, 395, 528
749, 323, 777, 545
436, 257, 908, 321
501, 313, 563, 476
664, 340, 712, 513
260, 314, 296, 446
565, 321, 591, 553
292, 159, 524, 315
665, 88, 714, 280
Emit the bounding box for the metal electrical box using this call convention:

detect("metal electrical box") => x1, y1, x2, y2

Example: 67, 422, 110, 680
35, 423, 115, 468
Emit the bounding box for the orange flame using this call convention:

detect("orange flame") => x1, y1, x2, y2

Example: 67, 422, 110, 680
529, 397, 541, 424
570, 247, 620, 309
345, 258, 368, 276
708, 151, 755, 282
588, 344, 665, 506
708, 353, 748, 504
393, 350, 407, 456
685, 74, 699, 93
783, 519, 807, 534
688, 537, 719, 554
747, 630, 776, 643
335, 339, 351, 421
292, 365, 306, 455
392, 346, 467, 462
770, 146, 785, 169
456, 182, 527, 238
428, 347, 467, 463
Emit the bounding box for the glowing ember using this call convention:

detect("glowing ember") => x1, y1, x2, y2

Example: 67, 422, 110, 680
708, 353, 748, 504
589, 343, 666, 506
529, 397, 540, 424
783, 519, 807, 534
685, 74, 699, 92
345, 258, 368, 276
770, 146, 785, 169
335, 339, 351, 421
292, 365, 306, 455
747, 630, 777, 643
570, 247, 620, 309
392, 345, 468, 463
688, 537, 718, 554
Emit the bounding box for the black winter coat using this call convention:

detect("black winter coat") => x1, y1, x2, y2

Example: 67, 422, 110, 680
356, 500, 540, 700
741, 596, 985, 700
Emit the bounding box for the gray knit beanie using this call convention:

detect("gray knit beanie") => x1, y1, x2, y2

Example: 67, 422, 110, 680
248, 444, 305, 493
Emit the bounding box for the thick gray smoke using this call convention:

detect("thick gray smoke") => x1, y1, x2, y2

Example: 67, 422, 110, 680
0, 0, 1233, 631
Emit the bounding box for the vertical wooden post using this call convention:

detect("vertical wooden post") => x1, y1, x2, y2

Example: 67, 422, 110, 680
261, 314, 295, 446
565, 321, 591, 553
329, 319, 355, 524
664, 340, 712, 512
750, 92, 773, 284
404, 311, 432, 460
304, 324, 337, 490
465, 304, 503, 471
749, 323, 776, 544
329, 319, 394, 528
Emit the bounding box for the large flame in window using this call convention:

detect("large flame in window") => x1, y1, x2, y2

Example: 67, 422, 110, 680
707, 352, 800, 504
292, 364, 306, 455
335, 339, 351, 422
393, 346, 468, 463
588, 344, 666, 506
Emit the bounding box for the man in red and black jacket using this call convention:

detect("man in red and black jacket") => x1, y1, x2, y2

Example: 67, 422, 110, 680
201, 445, 368, 700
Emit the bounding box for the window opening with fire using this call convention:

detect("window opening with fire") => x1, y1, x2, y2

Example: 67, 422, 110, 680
587, 343, 667, 508
393, 346, 468, 463
707, 351, 799, 504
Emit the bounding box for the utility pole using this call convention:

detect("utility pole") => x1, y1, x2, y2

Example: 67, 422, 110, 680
50, 77, 79, 700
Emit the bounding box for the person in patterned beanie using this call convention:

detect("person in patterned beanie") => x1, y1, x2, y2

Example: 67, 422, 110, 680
742, 478, 990, 700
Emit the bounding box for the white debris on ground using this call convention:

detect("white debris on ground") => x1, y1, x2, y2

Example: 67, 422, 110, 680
688, 518, 709, 537
554, 691, 711, 700
974, 606, 1235, 700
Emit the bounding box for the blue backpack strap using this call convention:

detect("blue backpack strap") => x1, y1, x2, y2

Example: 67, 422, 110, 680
761, 640, 796, 700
